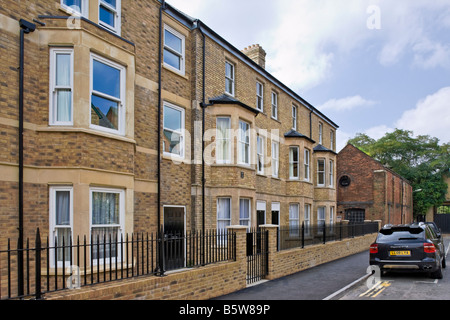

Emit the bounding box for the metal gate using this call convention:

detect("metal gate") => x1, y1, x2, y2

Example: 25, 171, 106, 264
434, 213, 450, 233
246, 228, 268, 285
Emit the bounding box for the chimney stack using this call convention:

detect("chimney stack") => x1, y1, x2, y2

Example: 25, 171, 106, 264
242, 44, 266, 69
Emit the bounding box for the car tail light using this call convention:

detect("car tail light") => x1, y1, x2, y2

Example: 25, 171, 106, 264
370, 244, 378, 254
424, 243, 436, 253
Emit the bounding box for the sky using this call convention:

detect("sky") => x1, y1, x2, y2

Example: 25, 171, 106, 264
167, 0, 450, 151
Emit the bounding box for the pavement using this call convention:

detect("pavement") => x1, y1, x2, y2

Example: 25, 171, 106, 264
214, 250, 371, 300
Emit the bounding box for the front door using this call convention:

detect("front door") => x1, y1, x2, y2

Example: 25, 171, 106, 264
163, 206, 185, 271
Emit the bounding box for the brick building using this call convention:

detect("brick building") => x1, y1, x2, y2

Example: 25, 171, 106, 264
337, 144, 413, 226
0, 0, 339, 261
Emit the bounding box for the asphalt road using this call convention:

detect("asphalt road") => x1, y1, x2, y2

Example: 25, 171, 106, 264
215, 236, 450, 301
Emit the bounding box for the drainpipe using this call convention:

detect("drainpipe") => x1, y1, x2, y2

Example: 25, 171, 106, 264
309, 110, 313, 139
197, 20, 207, 266
157, 0, 166, 276
18, 18, 36, 298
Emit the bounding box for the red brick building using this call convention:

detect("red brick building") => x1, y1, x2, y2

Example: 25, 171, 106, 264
337, 144, 413, 226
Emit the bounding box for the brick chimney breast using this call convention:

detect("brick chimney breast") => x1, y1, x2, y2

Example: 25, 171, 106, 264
242, 44, 266, 69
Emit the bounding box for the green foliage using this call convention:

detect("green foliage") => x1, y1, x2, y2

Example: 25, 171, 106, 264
347, 129, 449, 216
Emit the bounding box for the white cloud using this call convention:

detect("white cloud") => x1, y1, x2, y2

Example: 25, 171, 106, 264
364, 125, 395, 140
318, 96, 376, 112
396, 87, 450, 143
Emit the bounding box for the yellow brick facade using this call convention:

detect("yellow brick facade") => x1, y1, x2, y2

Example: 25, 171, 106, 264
0, 0, 338, 260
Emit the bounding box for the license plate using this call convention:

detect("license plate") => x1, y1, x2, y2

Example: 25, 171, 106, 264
390, 251, 411, 256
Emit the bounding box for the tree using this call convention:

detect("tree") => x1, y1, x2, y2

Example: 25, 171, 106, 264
348, 129, 449, 217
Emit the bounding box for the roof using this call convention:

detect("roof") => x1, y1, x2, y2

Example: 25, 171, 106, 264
284, 129, 315, 143
208, 94, 260, 115
163, 1, 339, 130
313, 144, 337, 155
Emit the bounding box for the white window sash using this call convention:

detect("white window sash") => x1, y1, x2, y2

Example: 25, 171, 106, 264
238, 121, 250, 165
225, 61, 235, 96
89, 187, 125, 265
256, 81, 264, 111
99, 0, 121, 34
49, 186, 73, 267
163, 102, 185, 158
272, 141, 279, 178
50, 48, 74, 126
289, 146, 299, 179
329, 160, 334, 187
271, 92, 278, 119
317, 159, 325, 186
61, 0, 89, 17
163, 25, 186, 75
292, 105, 297, 130
239, 199, 251, 229
304, 149, 310, 181
216, 117, 231, 164
89, 53, 126, 135
257, 135, 264, 174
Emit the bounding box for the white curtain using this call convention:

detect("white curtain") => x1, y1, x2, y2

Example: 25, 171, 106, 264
239, 199, 250, 227
217, 198, 231, 231
56, 53, 71, 122
55, 191, 71, 262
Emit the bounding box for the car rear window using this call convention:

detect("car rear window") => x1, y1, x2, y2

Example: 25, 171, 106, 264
377, 228, 425, 243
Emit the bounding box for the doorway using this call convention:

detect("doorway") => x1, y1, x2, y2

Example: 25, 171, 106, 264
163, 206, 185, 271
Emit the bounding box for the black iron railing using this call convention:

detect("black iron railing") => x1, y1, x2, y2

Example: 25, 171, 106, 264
0, 228, 236, 300
278, 222, 379, 251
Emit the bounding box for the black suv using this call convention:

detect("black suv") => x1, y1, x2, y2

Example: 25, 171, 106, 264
370, 223, 446, 279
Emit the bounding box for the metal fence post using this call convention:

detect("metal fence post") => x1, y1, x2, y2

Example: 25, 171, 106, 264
35, 228, 42, 300
301, 221, 305, 249
323, 223, 326, 244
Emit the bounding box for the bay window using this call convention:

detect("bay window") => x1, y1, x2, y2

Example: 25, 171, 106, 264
239, 199, 251, 229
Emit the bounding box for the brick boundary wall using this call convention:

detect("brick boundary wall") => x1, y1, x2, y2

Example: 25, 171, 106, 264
45, 225, 378, 300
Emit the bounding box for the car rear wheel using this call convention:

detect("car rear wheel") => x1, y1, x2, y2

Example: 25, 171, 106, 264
431, 262, 443, 279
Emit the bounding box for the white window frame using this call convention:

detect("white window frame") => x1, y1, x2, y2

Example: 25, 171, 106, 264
256, 81, 264, 112
163, 24, 186, 75
216, 117, 231, 164
292, 105, 297, 131
272, 141, 279, 178
289, 146, 300, 180
289, 203, 300, 237
330, 207, 335, 231
89, 53, 126, 135
163, 102, 185, 159
271, 92, 278, 120
89, 187, 125, 265
217, 198, 232, 231
98, 0, 121, 34
239, 198, 251, 230
225, 61, 235, 96
318, 206, 326, 230
61, 0, 89, 17
304, 148, 310, 181
319, 122, 323, 145
317, 158, 326, 187
49, 186, 73, 267
238, 120, 250, 166
329, 160, 334, 187
49, 48, 74, 126
304, 204, 311, 236
257, 135, 264, 174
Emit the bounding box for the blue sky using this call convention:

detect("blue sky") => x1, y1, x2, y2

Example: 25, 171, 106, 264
167, 0, 450, 151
